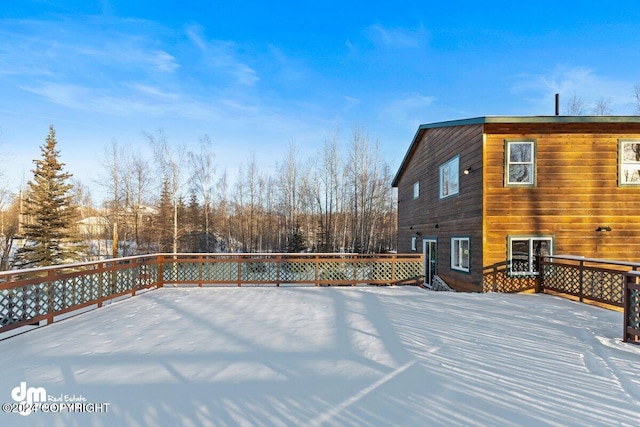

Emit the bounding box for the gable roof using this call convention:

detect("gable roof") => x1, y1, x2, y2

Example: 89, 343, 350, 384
391, 115, 640, 187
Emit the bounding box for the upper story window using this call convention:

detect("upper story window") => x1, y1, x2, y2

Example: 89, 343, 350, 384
439, 155, 459, 198
508, 236, 553, 275
413, 181, 420, 199
619, 139, 640, 185
505, 140, 536, 187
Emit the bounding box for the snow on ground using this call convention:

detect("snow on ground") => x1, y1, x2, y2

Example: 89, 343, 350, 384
1, 286, 639, 427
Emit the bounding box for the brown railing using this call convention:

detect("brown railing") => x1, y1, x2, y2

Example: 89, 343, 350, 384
623, 271, 640, 344
483, 254, 640, 344
0, 253, 422, 334
537, 255, 640, 307
482, 261, 538, 293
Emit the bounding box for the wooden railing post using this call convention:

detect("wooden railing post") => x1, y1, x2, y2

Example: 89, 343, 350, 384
535, 256, 544, 294
578, 259, 584, 302
157, 255, 164, 288
46, 269, 55, 325
237, 254, 242, 287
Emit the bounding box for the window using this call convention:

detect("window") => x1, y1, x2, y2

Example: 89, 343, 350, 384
619, 140, 640, 185
506, 140, 535, 186
451, 237, 470, 272
413, 181, 420, 199
440, 156, 459, 198
411, 236, 417, 251
508, 236, 553, 275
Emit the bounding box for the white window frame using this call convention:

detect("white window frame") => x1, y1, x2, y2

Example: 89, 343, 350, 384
619, 139, 640, 185
451, 237, 470, 272
439, 155, 459, 199
505, 140, 536, 186
413, 181, 420, 199
508, 236, 553, 276
411, 236, 417, 251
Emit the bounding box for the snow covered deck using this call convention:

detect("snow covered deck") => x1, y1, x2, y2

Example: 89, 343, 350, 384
1, 286, 639, 427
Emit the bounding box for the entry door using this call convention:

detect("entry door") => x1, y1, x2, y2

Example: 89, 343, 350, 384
423, 239, 437, 287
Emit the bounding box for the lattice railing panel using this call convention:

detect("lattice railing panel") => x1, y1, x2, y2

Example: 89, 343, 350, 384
0, 283, 49, 326
202, 262, 238, 282
136, 265, 158, 288
482, 270, 536, 293
582, 270, 624, 304
543, 265, 581, 294
629, 289, 640, 331
318, 262, 354, 282
164, 262, 201, 283
394, 261, 422, 282
241, 262, 280, 282
279, 262, 315, 282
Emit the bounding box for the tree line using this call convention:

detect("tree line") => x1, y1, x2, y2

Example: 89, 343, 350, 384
0, 125, 398, 270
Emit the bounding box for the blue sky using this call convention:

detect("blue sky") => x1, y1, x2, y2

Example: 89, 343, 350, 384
1, 0, 640, 199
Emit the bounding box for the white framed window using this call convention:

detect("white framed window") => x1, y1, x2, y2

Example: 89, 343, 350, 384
619, 139, 640, 185
506, 140, 535, 186
451, 237, 470, 272
439, 155, 459, 198
508, 236, 553, 275
411, 236, 417, 251
413, 181, 420, 199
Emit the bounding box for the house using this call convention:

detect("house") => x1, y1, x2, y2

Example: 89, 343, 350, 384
392, 116, 640, 292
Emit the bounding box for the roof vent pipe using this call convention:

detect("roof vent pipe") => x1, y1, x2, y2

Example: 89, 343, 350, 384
555, 93, 560, 116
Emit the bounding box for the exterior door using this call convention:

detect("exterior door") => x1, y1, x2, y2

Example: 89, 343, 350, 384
423, 239, 437, 287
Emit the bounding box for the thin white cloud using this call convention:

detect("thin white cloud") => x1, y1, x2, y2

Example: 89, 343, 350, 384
381, 93, 437, 127
185, 24, 259, 87
364, 24, 428, 49
511, 65, 635, 114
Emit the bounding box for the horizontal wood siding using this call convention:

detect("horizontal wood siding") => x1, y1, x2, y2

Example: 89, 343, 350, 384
396, 124, 484, 290
484, 122, 640, 268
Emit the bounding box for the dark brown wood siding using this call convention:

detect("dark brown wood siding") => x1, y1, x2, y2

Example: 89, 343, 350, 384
483, 122, 640, 268
396, 124, 484, 291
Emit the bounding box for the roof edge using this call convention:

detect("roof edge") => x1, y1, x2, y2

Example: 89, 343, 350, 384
418, 115, 640, 130
391, 115, 640, 187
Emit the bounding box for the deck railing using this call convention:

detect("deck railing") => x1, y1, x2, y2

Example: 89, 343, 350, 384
0, 253, 422, 334
483, 254, 640, 344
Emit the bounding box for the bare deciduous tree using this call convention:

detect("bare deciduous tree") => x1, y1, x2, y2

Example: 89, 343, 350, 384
592, 97, 613, 116
564, 92, 586, 115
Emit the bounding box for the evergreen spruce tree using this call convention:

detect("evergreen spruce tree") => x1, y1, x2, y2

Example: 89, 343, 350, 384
14, 125, 82, 268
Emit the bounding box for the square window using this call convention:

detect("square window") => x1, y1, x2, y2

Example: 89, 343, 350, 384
508, 236, 553, 275
619, 140, 640, 185
506, 140, 535, 186
440, 156, 459, 198
451, 237, 470, 272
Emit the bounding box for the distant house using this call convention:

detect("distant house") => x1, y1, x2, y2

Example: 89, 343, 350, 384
78, 216, 110, 238
392, 116, 640, 292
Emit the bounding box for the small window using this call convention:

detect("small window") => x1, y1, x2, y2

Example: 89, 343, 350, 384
413, 181, 420, 199
508, 236, 553, 275
619, 139, 640, 185
505, 140, 535, 186
411, 236, 417, 251
440, 156, 459, 198
451, 237, 470, 272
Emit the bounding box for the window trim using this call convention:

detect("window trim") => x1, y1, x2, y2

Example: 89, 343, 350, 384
450, 236, 470, 273
618, 139, 640, 186
439, 155, 460, 199
505, 139, 536, 187
413, 181, 420, 199
507, 235, 554, 276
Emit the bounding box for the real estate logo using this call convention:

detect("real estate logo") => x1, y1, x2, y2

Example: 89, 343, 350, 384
10, 382, 46, 416
3, 381, 111, 417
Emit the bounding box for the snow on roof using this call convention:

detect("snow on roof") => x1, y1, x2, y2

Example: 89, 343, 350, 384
1, 286, 639, 426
